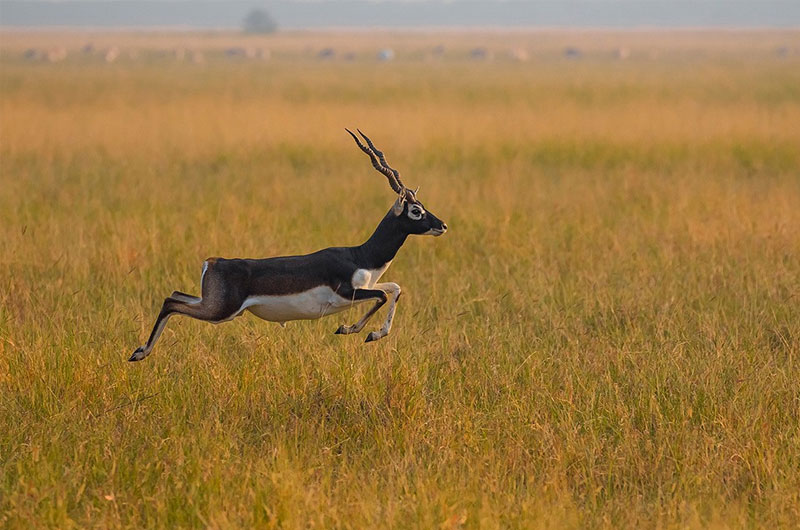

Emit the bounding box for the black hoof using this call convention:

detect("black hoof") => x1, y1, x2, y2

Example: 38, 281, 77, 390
365, 332, 379, 343
128, 347, 145, 362
334, 325, 346, 335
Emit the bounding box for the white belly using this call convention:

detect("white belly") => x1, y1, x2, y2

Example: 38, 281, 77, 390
242, 286, 359, 323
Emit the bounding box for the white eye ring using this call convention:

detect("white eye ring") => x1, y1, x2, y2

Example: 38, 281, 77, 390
408, 206, 424, 221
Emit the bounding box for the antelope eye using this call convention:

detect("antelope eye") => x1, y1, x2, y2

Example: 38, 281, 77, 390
408, 206, 425, 221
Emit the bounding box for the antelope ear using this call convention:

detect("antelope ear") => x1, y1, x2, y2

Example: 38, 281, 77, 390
392, 196, 405, 216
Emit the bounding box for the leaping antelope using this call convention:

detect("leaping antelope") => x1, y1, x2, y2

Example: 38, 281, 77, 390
129, 130, 447, 361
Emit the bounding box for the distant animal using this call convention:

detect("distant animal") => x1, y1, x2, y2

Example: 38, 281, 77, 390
47, 47, 68, 63
508, 48, 529, 62
377, 49, 395, 61
23, 49, 42, 60
470, 47, 492, 61
224, 47, 260, 59
129, 130, 447, 361
104, 47, 120, 63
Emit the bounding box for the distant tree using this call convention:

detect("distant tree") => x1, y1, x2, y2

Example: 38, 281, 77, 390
242, 9, 278, 34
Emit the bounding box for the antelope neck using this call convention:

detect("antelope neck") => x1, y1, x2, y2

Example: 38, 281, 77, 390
355, 211, 408, 269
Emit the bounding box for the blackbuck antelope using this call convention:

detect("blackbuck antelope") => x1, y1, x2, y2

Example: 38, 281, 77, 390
129, 130, 447, 361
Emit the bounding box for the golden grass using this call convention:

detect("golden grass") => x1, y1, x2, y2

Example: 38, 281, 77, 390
1, 30, 799, 528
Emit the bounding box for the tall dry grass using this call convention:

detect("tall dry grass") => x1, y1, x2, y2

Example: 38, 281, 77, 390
1, 31, 799, 528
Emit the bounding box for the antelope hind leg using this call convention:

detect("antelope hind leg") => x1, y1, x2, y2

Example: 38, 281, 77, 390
129, 294, 241, 361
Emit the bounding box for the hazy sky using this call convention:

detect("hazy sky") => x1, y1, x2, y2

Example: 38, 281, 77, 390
2, 0, 799, 28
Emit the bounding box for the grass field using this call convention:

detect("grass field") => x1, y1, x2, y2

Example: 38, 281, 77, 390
1, 30, 799, 528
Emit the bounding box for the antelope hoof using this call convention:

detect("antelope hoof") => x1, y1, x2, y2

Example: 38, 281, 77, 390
365, 331, 382, 343
336, 324, 357, 335
128, 346, 147, 362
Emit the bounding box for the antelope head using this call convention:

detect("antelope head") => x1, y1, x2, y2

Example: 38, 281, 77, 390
346, 128, 448, 237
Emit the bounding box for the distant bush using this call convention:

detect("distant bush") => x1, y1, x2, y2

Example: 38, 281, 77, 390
242, 9, 278, 34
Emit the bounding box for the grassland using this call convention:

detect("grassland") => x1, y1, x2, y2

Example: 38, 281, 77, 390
1, 30, 799, 528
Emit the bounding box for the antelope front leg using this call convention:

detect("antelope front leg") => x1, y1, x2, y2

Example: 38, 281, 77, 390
365, 283, 401, 343
335, 288, 388, 336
